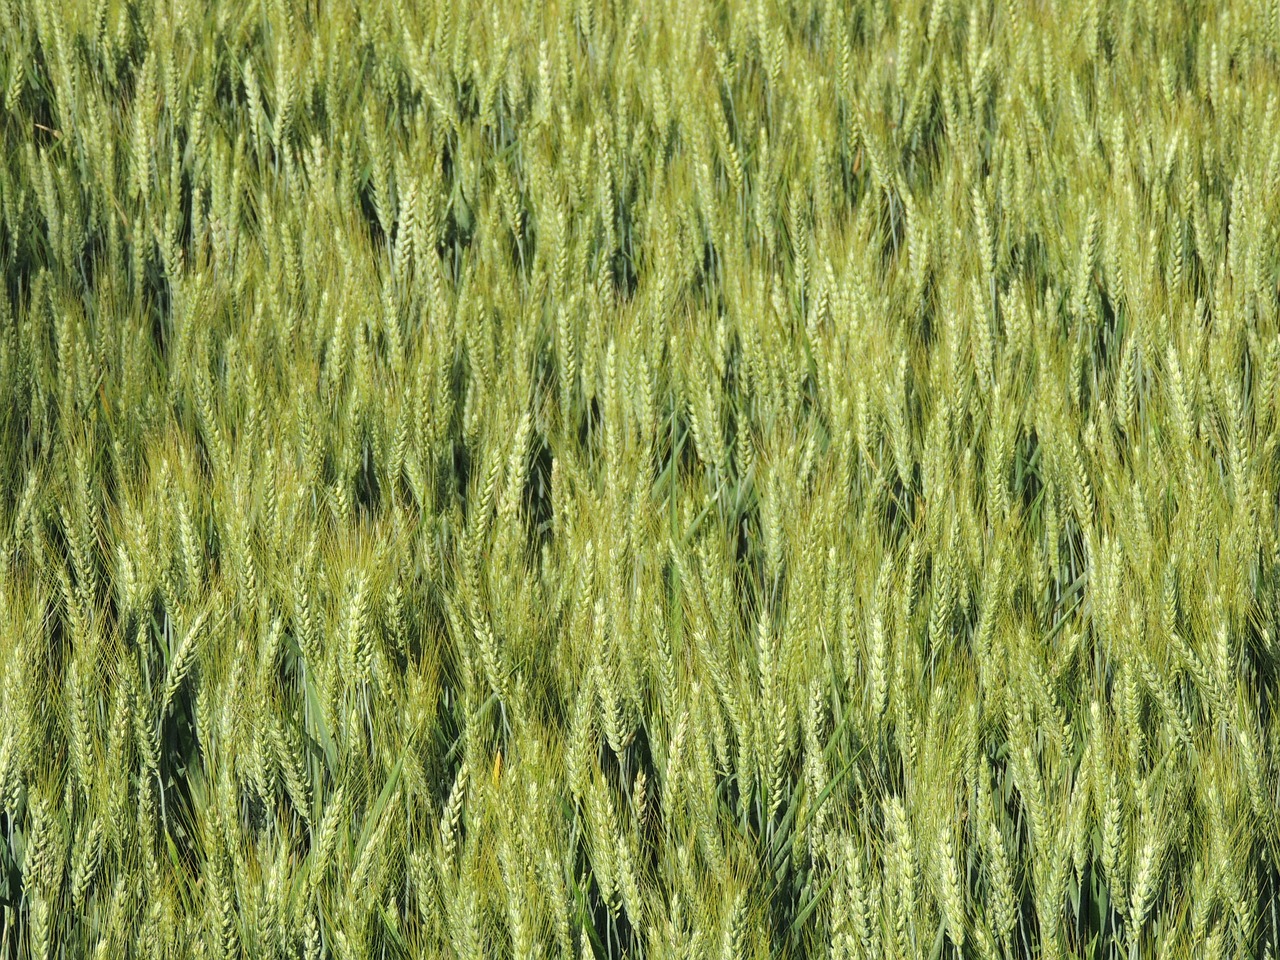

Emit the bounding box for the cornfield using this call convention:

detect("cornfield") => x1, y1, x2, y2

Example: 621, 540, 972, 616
1, 0, 1279, 956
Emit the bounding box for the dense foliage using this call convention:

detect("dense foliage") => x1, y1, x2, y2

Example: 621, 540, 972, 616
2, 0, 1279, 957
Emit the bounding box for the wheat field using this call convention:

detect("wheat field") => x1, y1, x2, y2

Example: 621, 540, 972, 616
1, 0, 1278, 957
